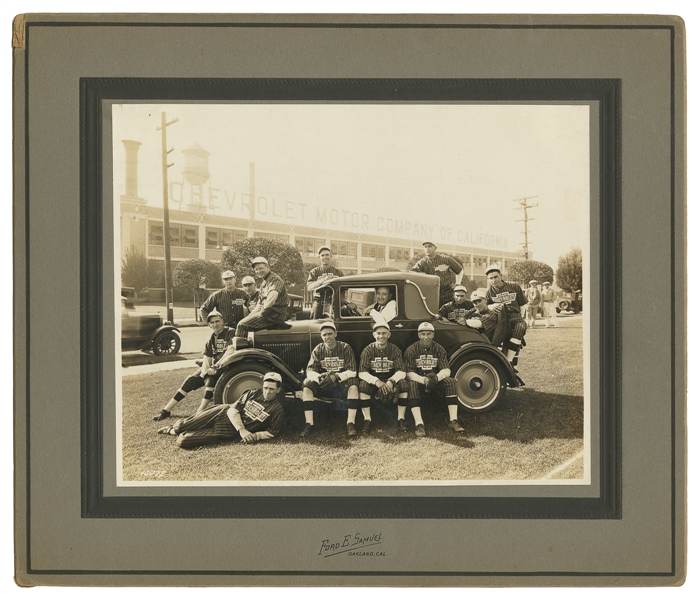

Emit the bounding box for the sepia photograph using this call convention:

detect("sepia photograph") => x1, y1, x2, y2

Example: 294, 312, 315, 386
114, 102, 591, 485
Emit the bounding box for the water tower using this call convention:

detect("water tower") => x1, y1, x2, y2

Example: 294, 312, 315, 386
180, 143, 211, 213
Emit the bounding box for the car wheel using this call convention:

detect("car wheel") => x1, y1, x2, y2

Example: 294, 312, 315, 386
558, 300, 570, 311
151, 331, 181, 356
213, 363, 269, 405
452, 352, 506, 413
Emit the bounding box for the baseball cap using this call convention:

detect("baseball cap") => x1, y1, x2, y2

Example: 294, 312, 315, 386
317, 245, 331, 255
222, 270, 235, 279
542, 281, 551, 286
241, 276, 255, 285
418, 322, 435, 332
251, 256, 268, 266
453, 285, 467, 293
206, 308, 224, 322
529, 280, 538, 285
485, 264, 501, 275
263, 372, 283, 384
471, 290, 487, 302
372, 322, 390, 331
319, 321, 337, 332
422, 241, 436, 247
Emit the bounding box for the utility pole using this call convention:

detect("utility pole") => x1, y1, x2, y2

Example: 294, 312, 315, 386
513, 195, 538, 260
157, 112, 179, 323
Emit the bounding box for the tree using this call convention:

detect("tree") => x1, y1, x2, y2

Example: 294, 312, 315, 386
506, 259, 555, 287
121, 246, 149, 295
220, 238, 305, 286
173, 259, 223, 303
556, 247, 583, 293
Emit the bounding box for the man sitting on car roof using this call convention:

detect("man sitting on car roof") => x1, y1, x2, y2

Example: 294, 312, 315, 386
235, 257, 290, 338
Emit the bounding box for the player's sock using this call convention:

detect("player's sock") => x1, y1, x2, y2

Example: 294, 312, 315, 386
304, 408, 314, 426
197, 398, 210, 412
397, 405, 407, 420
347, 408, 357, 425
411, 407, 424, 426
447, 400, 458, 422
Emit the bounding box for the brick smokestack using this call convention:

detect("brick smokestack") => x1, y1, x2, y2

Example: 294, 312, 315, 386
122, 139, 142, 199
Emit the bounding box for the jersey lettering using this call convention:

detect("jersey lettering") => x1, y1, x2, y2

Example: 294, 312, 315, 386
242, 400, 270, 423
435, 264, 450, 272
415, 355, 439, 370
493, 291, 517, 304
370, 357, 394, 373
321, 357, 345, 372
233, 298, 245, 305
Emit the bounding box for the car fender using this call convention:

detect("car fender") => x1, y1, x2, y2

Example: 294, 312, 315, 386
449, 341, 518, 387
151, 324, 181, 337
220, 348, 304, 390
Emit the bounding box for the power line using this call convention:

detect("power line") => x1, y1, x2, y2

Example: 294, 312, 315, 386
513, 195, 538, 260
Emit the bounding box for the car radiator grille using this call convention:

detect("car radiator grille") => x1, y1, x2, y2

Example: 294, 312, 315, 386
258, 342, 305, 372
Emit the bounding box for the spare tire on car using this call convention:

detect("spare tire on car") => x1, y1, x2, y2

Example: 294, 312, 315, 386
451, 351, 507, 413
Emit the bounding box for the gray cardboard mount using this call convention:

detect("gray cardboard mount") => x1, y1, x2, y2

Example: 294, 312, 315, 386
13, 14, 686, 586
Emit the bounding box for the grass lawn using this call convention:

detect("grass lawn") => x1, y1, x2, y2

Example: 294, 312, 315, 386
121, 319, 584, 482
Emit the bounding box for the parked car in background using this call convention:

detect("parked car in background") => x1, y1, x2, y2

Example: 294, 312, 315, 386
211, 272, 520, 413
121, 296, 182, 356
555, 290, 583, 313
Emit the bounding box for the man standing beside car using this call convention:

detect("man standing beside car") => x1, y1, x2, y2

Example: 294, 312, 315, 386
241, 275, 260, 314
524, 279, 541, 329
485, 264, 527, 365
300, 321, 360, 438
541, 281, 558, 327
157, 371, 285, 448
235, 257, 290, 338
357, 323, 408, 436
199, 270, 247, 329
152, 309, 236, 421
307, 245, 344, 319
410, 241, 464, 308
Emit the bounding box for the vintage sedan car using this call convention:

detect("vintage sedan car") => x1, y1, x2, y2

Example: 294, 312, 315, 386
211, 272, 520, 412
121, 297, 182, 356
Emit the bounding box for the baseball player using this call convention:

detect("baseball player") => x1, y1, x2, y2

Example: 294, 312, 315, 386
462, 290, 506, 342
485, 264, 527, 364
541, 282, 558, 327
524, 280, 542, 328
300, 321, 360, 437
363, 286, 397, 327
241, 275, 260, 314
307, 246, 344, 319
235, 257, 290, 338
152, 309, 236, 421
438, 284, 474, 324
357, 323, 408, 435
403, 322, 463, 435
410, 241, 464, 308
157, 372, 285, 448
199, 270, 248, 329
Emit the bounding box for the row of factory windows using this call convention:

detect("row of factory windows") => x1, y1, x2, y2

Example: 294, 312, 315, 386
147, 222, 514, 269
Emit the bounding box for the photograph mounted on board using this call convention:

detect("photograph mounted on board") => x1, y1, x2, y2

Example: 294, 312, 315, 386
113, 102, 590, 485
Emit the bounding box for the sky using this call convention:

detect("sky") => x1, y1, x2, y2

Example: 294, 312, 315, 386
112, 102, 589, 267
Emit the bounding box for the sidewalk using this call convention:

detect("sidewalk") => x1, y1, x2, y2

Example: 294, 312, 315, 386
122, 359, 198, 376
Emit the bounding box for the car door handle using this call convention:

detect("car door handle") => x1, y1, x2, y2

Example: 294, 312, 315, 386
394, 323, 403, 328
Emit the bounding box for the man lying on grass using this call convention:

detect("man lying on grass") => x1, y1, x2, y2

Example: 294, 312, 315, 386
152, 309, 236, 421
157, 372, 285, 448
300, 320, 360, 439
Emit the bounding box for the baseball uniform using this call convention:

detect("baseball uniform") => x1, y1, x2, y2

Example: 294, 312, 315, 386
200, 288, 248, 328
170, 388, 285, 448
410, 254, 464, 307
358, 342, 407, 399
305, 340, 359, 399
235, 270, 290, 337
404, 340, 458, 407
439, 299, 475, 325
